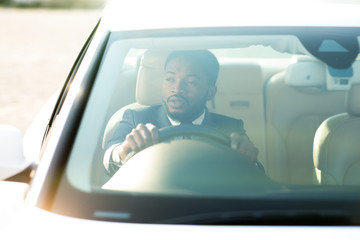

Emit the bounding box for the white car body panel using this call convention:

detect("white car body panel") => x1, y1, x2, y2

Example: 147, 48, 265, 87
103, 0, 360, 31
0, 126, 32, 180
1, 187, 360, 240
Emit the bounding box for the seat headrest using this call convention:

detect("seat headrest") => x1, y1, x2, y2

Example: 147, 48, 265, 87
136, 50, 170, 105
346, 84, 360, 116
285, 57, 326, 88
217, 61, 262, 94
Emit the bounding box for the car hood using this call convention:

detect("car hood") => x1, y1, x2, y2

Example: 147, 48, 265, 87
2, 198, 360, 239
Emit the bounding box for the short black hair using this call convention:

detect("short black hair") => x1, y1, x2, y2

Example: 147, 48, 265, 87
164, 50, 219, 86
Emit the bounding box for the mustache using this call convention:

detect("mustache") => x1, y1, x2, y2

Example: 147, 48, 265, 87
166, 94, 189, 104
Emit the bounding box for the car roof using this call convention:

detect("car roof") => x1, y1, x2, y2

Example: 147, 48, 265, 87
101, 0, 360, 32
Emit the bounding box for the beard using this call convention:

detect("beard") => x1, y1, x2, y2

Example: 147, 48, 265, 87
163, 95, 208, 123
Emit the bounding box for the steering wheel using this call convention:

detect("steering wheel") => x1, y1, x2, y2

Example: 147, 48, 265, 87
161, 125, 265, 172
104, 125, 269, 194
159, 125, 230, 146
121, 125, 231, 163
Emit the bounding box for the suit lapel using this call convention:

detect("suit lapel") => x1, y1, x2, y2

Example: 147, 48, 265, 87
156, 105, 172, 128
202, 108, 214, 126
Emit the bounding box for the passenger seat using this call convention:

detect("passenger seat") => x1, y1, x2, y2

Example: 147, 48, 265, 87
265, 56, 346, 184
313, 84, 360, 185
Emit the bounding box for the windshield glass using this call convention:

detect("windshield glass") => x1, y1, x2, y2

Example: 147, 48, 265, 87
56, 30, 360, 223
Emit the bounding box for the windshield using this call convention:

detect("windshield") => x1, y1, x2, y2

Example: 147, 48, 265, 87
52, 30, 360, 224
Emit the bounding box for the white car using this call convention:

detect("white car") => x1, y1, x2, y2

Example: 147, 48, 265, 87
1, 0, 360, 238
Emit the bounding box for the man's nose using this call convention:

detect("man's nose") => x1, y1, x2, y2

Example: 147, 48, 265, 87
172, 79, 185, 94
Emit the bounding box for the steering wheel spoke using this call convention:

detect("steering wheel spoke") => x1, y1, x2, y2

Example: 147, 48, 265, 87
159, 125, 230, 145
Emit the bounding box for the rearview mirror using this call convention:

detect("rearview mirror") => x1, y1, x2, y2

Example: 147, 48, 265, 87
298, 30, 359, 69
0, 125, 32, 180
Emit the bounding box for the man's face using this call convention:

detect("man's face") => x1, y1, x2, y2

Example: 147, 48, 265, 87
162, 56, 216, 122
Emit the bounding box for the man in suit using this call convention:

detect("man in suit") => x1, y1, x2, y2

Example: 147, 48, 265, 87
104, 50, 259, 175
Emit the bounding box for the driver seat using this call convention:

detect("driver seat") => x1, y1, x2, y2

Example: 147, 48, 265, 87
313, 84, 360, 185
102, 50, 169, 150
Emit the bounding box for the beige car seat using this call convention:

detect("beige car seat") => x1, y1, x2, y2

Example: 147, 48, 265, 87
265, 57, 346, 184
313, 84, 360, 185
208, 59, 266, 165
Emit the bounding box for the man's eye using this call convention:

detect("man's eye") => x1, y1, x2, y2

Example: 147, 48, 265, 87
187, 79, 197, 85
165, 77, 174, 82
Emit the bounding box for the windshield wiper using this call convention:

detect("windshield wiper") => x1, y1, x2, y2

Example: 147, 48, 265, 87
158, 210, 355, 225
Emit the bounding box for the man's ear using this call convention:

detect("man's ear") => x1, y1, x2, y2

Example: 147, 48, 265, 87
207, 85, 217, 100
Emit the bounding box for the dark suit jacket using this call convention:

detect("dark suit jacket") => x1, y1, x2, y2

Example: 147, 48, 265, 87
104, 105, 248, 175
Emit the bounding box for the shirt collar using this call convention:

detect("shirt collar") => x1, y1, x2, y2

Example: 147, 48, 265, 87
167, 110, 206, 126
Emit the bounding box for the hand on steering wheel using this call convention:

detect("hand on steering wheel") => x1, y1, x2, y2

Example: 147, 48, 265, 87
116, 124, 259, 166
117, 124, 229, 161
117, 123, 159, 161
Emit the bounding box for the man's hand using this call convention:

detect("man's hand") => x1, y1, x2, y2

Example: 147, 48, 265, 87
230, 132, 259, 162
117, 123, 159, 161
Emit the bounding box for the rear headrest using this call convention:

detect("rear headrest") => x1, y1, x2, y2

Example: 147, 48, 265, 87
285, 57, 326, 88
346, 84, 360, 116
136, 51, 264, 107
136, 50, 170, 105
217, 61, 262, 94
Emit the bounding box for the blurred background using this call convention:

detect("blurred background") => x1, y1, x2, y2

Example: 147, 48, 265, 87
0, 0, 104, 134
0, 0, 104, 8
